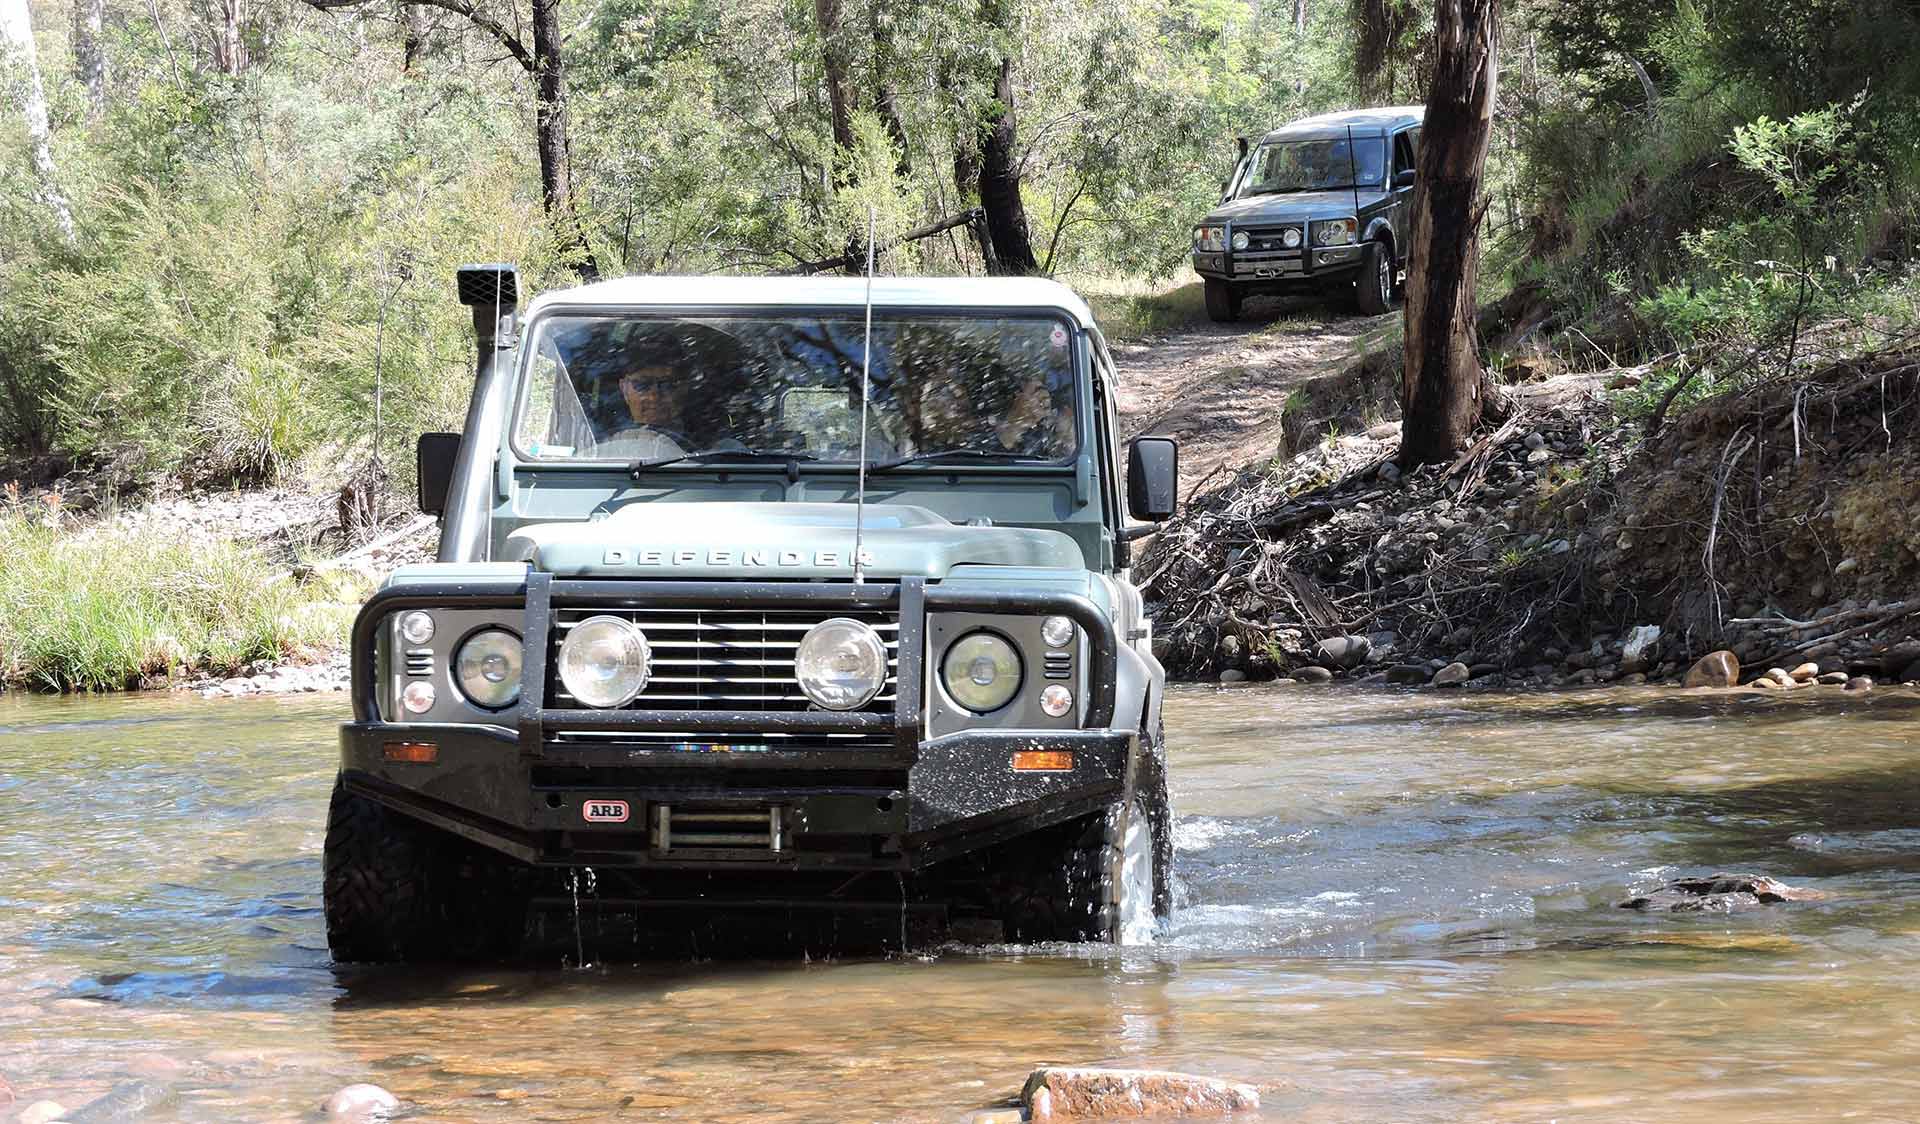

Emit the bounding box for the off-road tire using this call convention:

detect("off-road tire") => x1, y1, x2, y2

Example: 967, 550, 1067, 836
323, 778, 528, 963
1355, 240, 1394, 316
998, 730, 1173, 943
1203, 278, 1243, 323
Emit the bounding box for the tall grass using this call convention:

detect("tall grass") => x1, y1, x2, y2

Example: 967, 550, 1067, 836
1075, 277, 1210, 343
0, 511, 354, 692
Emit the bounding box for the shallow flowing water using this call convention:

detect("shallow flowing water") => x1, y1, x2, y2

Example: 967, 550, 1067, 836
3, 684, 1919, 1122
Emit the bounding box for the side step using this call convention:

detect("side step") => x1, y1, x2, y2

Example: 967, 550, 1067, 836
651, 803, 785, 858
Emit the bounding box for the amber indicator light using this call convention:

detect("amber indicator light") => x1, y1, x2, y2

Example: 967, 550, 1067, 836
1010, 750, 1074, 772
382, 741, 439, 764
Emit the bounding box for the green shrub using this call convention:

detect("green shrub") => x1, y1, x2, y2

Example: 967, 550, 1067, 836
0, 509, 354, 692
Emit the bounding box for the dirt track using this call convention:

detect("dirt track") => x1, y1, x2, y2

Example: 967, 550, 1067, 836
1112, 288, 1393, 492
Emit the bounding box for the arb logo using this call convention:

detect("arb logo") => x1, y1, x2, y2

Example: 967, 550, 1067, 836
582, 800, 630, 823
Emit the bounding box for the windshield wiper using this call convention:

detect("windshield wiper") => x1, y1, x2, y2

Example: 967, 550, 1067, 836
868, 448, 1042, 470
628, 447, 818, 475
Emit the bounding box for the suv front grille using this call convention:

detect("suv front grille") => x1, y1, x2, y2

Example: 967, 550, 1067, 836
547, 606, 899, 714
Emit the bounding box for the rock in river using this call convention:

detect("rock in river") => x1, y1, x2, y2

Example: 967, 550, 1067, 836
1294, 665, 1334, 683
1683, 650, 1740, 688
1314, 634, 1371, 669
1023, 1067, 1259, 1121
1430, 662, 1471, 687
17, 1103, 65, 1124
323, 1084, 400, 1121
1621, 873, 1825, 912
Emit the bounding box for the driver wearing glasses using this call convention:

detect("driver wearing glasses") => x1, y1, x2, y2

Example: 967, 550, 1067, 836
599, 363, 692, 460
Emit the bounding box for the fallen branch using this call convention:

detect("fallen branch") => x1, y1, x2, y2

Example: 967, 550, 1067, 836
774, 210, 982, 276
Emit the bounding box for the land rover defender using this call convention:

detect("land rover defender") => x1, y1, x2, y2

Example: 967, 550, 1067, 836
323, 267, 1180, 961
1191, 106, 1424, 321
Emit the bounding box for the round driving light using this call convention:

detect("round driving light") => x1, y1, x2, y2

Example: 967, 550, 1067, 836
795, 618, 889, 711
1040, 615, 1076, 649
1282, 227, 1302, 248
401, 681, 435, 715
455, 628, 522, 710
1039, 684, 1074, 718
557, 615, 651, 708
399, 611, 435, 645
1231, 230, 1250, 250
941, 632, 1023, 714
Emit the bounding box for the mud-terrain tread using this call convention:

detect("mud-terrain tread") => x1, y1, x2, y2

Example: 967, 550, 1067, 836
1203, 279, 1242, 323
1139, 723, 1175, 919
323, 779, 528, 963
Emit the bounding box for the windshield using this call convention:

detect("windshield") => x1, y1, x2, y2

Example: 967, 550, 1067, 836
1239, 137, 1386, 195
512, 312, 1079, 465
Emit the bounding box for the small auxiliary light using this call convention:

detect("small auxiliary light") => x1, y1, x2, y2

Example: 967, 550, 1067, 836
1011, 750, 1074, 772
401, 681, 435, 714
383, 741, 439, 764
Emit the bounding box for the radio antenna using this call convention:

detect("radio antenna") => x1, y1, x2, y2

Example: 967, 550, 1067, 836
1345, 124, 1362, 223
852, 206, 876, 586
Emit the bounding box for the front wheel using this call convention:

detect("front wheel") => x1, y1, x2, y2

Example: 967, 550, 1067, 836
323, 779, 528, 963
1203, 278, 1243, 323
1355, 240, 1394, 316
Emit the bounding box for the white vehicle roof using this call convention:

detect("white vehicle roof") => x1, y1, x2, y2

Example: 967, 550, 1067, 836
525, 274, 1101, 331
1262, 105, 1425, 141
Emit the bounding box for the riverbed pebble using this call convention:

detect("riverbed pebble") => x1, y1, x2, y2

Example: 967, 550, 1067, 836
1789, 662, 1820, 682
1022, 1067, 1259, 1121
323, 1083, 400, 1121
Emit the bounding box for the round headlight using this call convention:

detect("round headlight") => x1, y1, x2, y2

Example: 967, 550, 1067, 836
795, 618, 889, 711
399, 611, 435, 645
1230, 231, 1250, 250
1282, 227, 1302, 249
557, 616, 650, 708
941, 632, 1023, 714
455, 628, 522, 710
1040, 616, 1076, 649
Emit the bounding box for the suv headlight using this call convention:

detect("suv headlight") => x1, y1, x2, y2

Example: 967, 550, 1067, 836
795, 618, 889, 710
454, 628, 522, 710
557, 616, 651, 708
941, 631, 1023, 713
1193, 225, 1226, 252
1312, 218, 1356, 246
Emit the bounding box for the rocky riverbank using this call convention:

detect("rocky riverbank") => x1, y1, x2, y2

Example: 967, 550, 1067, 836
1140, 347, 1920, 689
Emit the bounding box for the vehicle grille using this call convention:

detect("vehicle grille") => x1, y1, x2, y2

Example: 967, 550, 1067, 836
1234, 225, 1304, 255
547, 606, 899, 715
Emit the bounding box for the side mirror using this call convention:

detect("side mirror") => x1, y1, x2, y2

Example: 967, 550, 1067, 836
417, 432, 461, 516
1127, 436, 1179, 522
1395, 168, 1416, 189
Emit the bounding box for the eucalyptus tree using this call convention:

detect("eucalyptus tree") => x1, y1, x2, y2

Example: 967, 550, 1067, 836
0, 0, 74, 240
301, 0, 598, 278
1399, 0, 1503, 465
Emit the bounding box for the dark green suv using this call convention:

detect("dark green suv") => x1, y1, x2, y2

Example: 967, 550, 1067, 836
1191, 106, 1424, 321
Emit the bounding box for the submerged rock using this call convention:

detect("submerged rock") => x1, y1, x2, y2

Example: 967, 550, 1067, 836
1683, 650, 1740, 688
1621, 873, 1825, 912
1023, 1067, 1259, 1121
65, 1082, 175, 1123
17, 1103, 65, 1124
1845, 676, 1874, 693
323, 1084, 400, 1121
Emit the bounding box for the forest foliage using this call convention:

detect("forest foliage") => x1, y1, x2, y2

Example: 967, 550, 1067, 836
0, 0, 1914, 488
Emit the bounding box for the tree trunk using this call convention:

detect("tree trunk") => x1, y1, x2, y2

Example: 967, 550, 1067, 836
974, 4, 1036, 276
215, 0, 246, 73
529, 0, 597, 279
871, 17, 910, 178
1293, 0, 1308, 33
0, 0, 75, 240
813, 0, 855, 161
401, 0, 427, 72
1398, 0, 1500, 466
71, 0, 106, 115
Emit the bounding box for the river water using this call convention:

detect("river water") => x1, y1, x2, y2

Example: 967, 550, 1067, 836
2, 685, 1918, 1122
